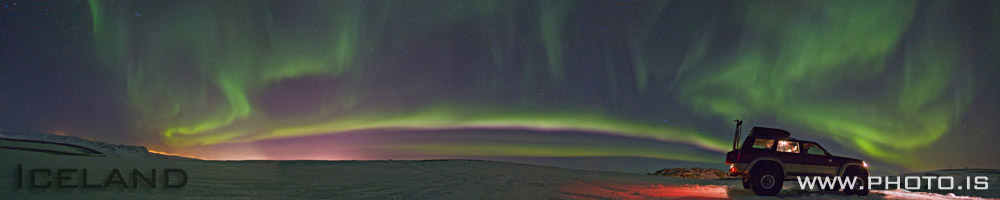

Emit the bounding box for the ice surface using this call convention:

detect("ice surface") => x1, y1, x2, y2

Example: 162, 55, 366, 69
0, 130, 993, 199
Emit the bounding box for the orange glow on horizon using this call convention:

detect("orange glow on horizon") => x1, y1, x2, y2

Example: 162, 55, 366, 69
147, 149, 206, 160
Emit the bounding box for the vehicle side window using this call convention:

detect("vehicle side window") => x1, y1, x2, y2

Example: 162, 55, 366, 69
777, 140, 799, 153
752, 138, 775, 149
802, 142, 827, 155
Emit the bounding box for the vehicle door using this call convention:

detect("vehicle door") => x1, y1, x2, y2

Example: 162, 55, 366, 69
774, 140, 804, 175
797, 142, 839, 176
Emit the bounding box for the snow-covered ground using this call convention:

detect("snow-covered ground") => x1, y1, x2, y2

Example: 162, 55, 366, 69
0, 130, 995, 199
894, 169, 1000, 198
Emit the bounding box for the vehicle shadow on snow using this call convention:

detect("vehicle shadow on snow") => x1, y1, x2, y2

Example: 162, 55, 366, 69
725, 189, 870, 199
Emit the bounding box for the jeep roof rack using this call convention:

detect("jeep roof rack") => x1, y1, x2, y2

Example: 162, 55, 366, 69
748, 127, 790, 139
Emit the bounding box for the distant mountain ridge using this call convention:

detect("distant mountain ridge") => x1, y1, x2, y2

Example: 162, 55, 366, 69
0, 129, 194, 160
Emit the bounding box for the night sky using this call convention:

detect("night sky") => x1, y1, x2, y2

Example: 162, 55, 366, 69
2, 0, 998, 174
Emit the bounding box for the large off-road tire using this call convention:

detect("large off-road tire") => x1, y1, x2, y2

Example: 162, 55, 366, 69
742, 177, 751, 189
843, 168, 870, 196
749, 166, 783, 196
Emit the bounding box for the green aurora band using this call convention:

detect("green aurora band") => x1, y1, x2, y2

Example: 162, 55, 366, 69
89, 0, 975, 169
680, 1, 973, 166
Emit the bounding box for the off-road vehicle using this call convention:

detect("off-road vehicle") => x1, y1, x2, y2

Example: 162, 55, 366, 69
725, 120, 869, 196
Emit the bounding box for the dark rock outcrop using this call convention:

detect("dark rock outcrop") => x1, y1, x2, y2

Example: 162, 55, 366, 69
649, 168, 735, 180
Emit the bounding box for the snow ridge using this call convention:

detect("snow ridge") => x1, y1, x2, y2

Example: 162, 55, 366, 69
0, 129, 193, 160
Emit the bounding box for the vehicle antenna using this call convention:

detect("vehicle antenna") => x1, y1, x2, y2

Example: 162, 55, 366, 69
733, 119, 743, 150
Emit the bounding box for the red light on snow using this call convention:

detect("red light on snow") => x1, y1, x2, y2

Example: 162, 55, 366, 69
559, 181, 729, 199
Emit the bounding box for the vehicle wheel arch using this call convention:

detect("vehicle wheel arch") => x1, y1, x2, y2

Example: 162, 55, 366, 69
838, 162, 866, 176
748, 158, 786, 177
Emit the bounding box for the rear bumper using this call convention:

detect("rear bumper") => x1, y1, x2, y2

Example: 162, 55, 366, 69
729, 163, 749, 176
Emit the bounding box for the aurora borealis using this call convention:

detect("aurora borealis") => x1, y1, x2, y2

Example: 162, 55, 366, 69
2, 0, 999, 173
